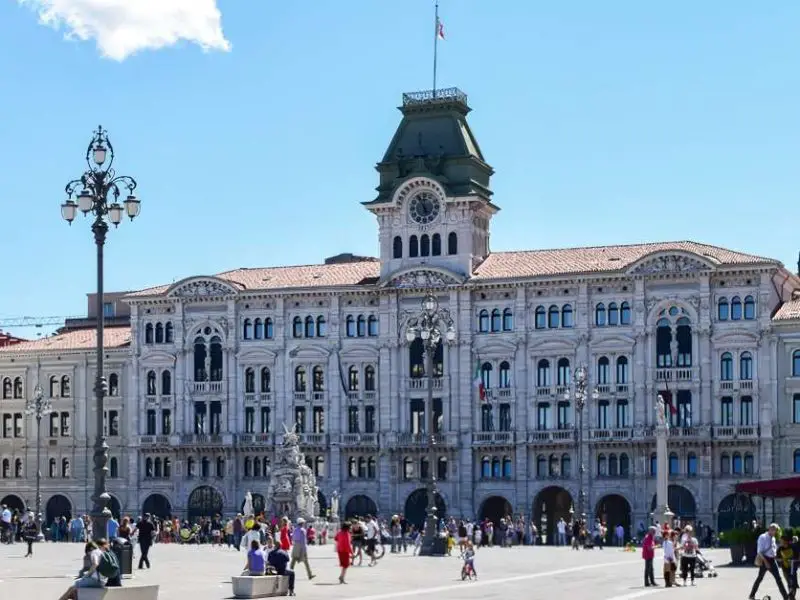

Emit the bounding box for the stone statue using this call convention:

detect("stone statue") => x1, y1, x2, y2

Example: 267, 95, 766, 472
655, 395, 667, 429
331, 490, 340, 519
265, 423, 320, 522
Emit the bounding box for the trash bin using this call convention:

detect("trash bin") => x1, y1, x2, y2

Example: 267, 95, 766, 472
112, 537, 133, 578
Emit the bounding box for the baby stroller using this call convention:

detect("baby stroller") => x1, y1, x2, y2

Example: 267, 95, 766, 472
179, 525, 200, 545
695, 551, 718, 577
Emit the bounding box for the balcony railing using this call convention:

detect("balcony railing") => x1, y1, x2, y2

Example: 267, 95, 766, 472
244, 393, 257, 404
298, 433, 328, 445
193, 381, 224, 394
712, 425, 759, 440
527, 430, 575, 443
363, 391, 377, 401
394, 432, 457, 446
237, 432, 274, 445
180, 433, 229, 445
339, 433, 378, 446
293, 391, 307, 401
589, 428, 632, 441
405, 377, 445, 391
596, 384, 611, 394
652, 367, 698, 382
145, 395, 158, 405
472, 431, 515, 444
536, 387, 551, 396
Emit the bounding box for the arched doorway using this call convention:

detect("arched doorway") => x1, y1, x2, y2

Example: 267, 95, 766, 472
142, 494, 173, 519
532, 486, 573, 545
404, 488, 446, 529
187, 486, 223, 521
716, 493, 756, 533
240, 493, 266, 516
596, 494, 632, 543
650, 485, 697, 522
317, 490, 328, 515
1, 494, 25, 513
344, 494, 378, 520
478, 496, 513, 526
109, 496, 122, 520
45, 494, 72, 525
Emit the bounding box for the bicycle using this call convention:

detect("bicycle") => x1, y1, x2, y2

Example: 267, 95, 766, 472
350, 540, 385, 566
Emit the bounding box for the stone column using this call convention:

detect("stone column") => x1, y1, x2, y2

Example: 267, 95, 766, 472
654, 399, 673, 526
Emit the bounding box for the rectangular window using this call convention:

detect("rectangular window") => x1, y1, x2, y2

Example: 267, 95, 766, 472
597, 401, 609, 429
14, 413, 22, 438
313, 407, 325, 433
193, 402, 206, 434
103, 302, 115, 318
720, 397, 733, 426
244, 407, 255, 433
60, 413, 70, 437
146, 409, 157, 436
676, 390, 692, 427
480, 405, 493, 432
108, 410, 119, 436
794, 394, 800, 424
260, 407, 270, 433
161, 409, 171, 435
537, 403, 550, 430
49, 413, 58, 437
210, 401, 222, 434
433, 398, 443, 433
3, 414, 12, 438
364, 406, 376, 434
499, 403, 512, 431
557, 401, 569, 429
348, 406, 359, 434
295, 406, 306, 433
616, 400, 629, 427
740, 396, 753, 426
410, 399, 424, 434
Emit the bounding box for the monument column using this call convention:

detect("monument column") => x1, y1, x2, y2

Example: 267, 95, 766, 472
654, 395, 673, 526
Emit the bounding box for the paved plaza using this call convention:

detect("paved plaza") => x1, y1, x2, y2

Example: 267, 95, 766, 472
0, 542, 784, 600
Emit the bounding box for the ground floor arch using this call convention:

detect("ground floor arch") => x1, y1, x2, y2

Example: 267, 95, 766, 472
344, 494, 378, 520
596, 494, 632, 542
532, 486, 573, 545
109, 495, 122, 520
45, 494, 72, 525
404, 488, 446, 529
1, 494, 25, 513
240, 493, 266, 516
650, 485, 697, 522
142, 493, 173, 519
716, 493, 756, 533
187, 486, 223, 521
478, 495, 513, 526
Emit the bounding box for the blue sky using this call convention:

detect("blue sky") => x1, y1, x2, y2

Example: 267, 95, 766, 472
0, 1, 798, 338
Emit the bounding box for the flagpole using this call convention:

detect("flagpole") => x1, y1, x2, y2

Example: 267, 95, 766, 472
433, 0, 439, 97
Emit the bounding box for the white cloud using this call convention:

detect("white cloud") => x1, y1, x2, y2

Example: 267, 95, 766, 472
18, 0, 231, 61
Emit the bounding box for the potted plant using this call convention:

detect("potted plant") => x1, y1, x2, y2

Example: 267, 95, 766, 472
724, 527, 756, 565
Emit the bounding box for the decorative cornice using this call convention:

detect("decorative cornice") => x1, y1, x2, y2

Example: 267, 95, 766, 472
627, 252, 715, 276
381, 267, 466, 289
166, 277, 239, 300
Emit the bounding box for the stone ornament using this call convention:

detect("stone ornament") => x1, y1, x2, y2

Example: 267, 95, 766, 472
387, 269, 461, 289
169, 279, 236, 299
265, 423, 320, 521
631, 254, 710, 275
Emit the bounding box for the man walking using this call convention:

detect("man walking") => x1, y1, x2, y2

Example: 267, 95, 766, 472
289, 518, 315, 580
749, 523, 789, 600
557, 518, 567, 546
642, 526, 657, 587
135, 513, 155, 569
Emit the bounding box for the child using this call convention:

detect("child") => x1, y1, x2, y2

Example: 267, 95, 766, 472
334, 522, 352, 585
446, 532, 455, 556
778, 533, 796, 598
463, 541, 477, 579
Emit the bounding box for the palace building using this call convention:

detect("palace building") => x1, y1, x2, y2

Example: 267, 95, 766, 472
3, 87, 800, 538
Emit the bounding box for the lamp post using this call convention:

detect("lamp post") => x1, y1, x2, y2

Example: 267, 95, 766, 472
61, 126, 141, 539
405, 292, 456, 557
25, 384, 52, 540
563, 365, 598, 527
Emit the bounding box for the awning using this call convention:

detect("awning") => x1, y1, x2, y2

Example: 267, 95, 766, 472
735, 477, 800, 498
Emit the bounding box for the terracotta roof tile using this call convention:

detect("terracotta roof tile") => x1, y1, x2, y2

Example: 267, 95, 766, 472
0, 327, 131, 353
218, 262, 381, 290
774, 300, 800, 322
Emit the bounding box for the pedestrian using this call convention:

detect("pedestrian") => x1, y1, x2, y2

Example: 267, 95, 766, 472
335, 522, 353, 585
642, 526, 657, 587
749, 523, 789, 600
266, 536, 295, 596
289, 518, 315, 580
680, 525, 698, 586
22, 513, 38, 557
135, 513, 155, 569
662, 529, 677, 587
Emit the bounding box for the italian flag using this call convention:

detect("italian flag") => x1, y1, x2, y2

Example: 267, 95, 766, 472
474, 360, 486, 403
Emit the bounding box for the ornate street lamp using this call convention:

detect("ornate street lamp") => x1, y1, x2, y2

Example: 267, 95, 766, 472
25, 384, 52, 540
62, 126, 140, 538
405, 292, 456, 556
564, 365, 598, 528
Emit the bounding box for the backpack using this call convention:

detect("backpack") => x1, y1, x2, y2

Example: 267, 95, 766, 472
98, 549, 120, 578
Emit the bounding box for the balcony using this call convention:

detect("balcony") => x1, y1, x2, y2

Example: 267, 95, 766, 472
293, 391, 307, 402
244, 393, 257, 404
668, 425, 710, 440
485, 388, 514, 401
139, 435, 171, 446
716, 379, 756, 393
393, 432, 458, 447
405, 377, 446, 392
339, 433, 378, 447
589, 428, 633, 442
472, 431, 515, 445
596, 384, 611, 395
193, 381, 224, 394
145, 395, 158, 405
652, 367, 698, 383
527, 429, 575, 444
536, 387, 551, 397
712, 425, 760, 440
616, 384, 630, 395
245, 392, 272, 405
298, 433, 328, 445
363, 391, 377, 401
180, 433, 232, 445
236, 432, 274, 445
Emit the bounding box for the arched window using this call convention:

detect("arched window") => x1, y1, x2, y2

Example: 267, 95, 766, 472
740, 352, 753, 380
346, 315, 356, 337
409, 235, 419, 257
431, 233, 441, 256
481, 456, 491, 479
498, 361, 511, 388
154, 457, 162, 477
501, 456, 512, 478
447, 232, 458, 255
720, 352, 733, 381
668, 453, 679, 475
13, 377, 23, 399
744, 453, 754, 475
316, 316, 327, 337
597, 454, 607, 476
244, 457, 252, 477
245, 368, 256, 393
253, 318, 264, 339
161, 370, 172, 395
49, 375, 58, 398
480, 362, 492, 390
145, 457, 153, 478
535, 306, 546, 329
60, 376, 70, 398
165, 322, 174, 343
608, 453, 618, 476
721, 453, 731, 474
561, 454, 572, 477
718, 297, 729, 321
315, 456, 325, 477
616, 357, 629, 384
217, 456, 225, 478
561, 304, 574, 328
557, 358, 570, 386
109, 457, 118, 479
312, 366, 325, 392
620, 302, 631, 325
1, 378, 10, 399
145, 323, 154, 344
260, 367, 271, 392
403, 457, 414, 480
597, 357, 610, 384
608, 303, 619, 326
687, 452, 698, 476
367, 315, 379, 337
744, 295, 756, 320
1, 459, 7, 478
48, 458, 56, 478
201, 457, 210, 478
548, 305, 560, 328
146, 370, 157, 396
502, 308, 513, 331
304, 316, 315, 338
265, 318, 274, 339
619, 453, 630, 476
243, 319, 253, 340
294, 367, 307, 392
187, 457, 195, 477
364, 366, 376, 391
393, 236, 403, 259
491, 457, 501, 478
357, 315, 367, 337
359, 457, 367, 478
537, 360, 551, 387
348, 366, 360, 391
14, 458, 22, 478
478, 310, 489, 333
595, 303, 606, 326
731, 296, 743, 320
108, 373, 119, 397
793, 350, 800, 377
164, 457, 171, 477
732, 452, 743, 474
368, 457, 377, 479
490, 309, 501, 332
155, 322, 164, 344
420, 234, 430, 257
62, 458, 70, 478
292, 316, 303, 338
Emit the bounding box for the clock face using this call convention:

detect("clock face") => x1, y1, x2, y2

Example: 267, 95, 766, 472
408, 191, 441, 225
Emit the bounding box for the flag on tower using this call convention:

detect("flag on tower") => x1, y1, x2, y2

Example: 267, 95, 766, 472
474, 360, 486, 403
437, 17, 445, 40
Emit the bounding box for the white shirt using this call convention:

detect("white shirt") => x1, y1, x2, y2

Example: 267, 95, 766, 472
365, 521, 379, 540
757, 532, 777, 558
1, 509, 11, 524
663, 539, 675, 561
682, 536, 698, 558
557, 521, 566, 534
88, 548, 105, 583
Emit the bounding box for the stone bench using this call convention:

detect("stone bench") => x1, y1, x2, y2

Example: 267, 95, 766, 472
78, 585, 159, 600
232, 575, 290, 598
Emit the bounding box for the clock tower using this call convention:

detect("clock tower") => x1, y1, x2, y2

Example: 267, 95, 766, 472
363, 88, 498, 280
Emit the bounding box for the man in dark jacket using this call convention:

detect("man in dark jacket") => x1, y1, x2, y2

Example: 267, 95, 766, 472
267, 539, 295, 596
135, 514, 155, 569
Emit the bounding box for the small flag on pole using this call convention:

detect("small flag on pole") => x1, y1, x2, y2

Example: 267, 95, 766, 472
437, 17, 445, 40
662, 391, 678, 415
474, 360, 486, 403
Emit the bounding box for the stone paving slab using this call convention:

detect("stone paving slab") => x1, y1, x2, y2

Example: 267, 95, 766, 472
0, 542, 785, 600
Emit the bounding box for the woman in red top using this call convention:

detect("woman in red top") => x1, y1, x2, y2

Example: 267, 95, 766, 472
279, 517, 292, 551
334, 522, 353, 584
642, 526, 657, 587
